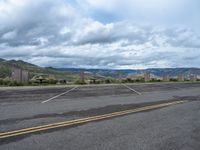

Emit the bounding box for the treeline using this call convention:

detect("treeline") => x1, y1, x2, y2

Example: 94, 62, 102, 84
0, 78, 61, 86
0, 77, 199, 87
0, 78, 24, 86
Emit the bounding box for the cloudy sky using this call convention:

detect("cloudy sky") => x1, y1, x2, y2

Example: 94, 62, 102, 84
0, 0, 200, 69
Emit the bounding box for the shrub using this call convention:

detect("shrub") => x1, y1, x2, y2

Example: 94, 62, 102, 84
48, 77, 57, 84
74, 79, 86, 85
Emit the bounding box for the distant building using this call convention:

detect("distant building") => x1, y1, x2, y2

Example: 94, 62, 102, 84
21, 70, 29, 83
127, 74, 144, 80
80, 71, 85, 83
163, 75, 170, 82
190, 74, 197, 82
12, 68, 29, 83
178, 74, 184, 82
144, 72, 150, 82
12, 68, 21, 82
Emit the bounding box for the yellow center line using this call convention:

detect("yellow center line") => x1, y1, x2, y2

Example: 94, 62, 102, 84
0, 100, 188, 139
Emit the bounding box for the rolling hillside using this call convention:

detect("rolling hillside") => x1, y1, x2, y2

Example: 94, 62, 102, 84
54, 68, 200, 78
0, 58, 78, 81
1, 58, 200, 80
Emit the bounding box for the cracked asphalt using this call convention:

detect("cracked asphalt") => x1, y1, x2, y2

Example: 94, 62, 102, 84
0, 82, 200, 150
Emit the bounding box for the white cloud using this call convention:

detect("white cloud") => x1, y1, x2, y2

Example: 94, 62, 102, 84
1, 30, 17, 39
0, 0, 200, 69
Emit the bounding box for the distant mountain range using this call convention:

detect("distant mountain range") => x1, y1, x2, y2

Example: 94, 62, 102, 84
0, 58, 200, 79
53, 67, 200, 78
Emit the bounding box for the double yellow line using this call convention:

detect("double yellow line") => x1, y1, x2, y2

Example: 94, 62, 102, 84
0, 100, 187, 139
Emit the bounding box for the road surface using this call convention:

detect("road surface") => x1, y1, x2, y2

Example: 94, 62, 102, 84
0, 82, 200, 150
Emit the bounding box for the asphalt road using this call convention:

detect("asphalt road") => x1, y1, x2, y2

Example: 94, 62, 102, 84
0, 82, 200, 150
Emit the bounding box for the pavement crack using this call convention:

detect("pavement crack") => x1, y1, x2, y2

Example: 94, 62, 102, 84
1, 99, 193, 126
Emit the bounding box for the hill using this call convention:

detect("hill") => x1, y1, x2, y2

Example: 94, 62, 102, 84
0, 58, 78, 81
54, 68, 200, 78
1, 58, 200, 80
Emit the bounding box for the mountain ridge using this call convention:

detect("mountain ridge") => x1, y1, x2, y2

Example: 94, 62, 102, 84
52, 67, 200, 77
1, 58, 200, 78
0, 58, 78, 81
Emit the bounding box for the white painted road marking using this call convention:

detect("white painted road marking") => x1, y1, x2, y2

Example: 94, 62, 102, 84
122, 84, 142, 95
42, 86, 78, 103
